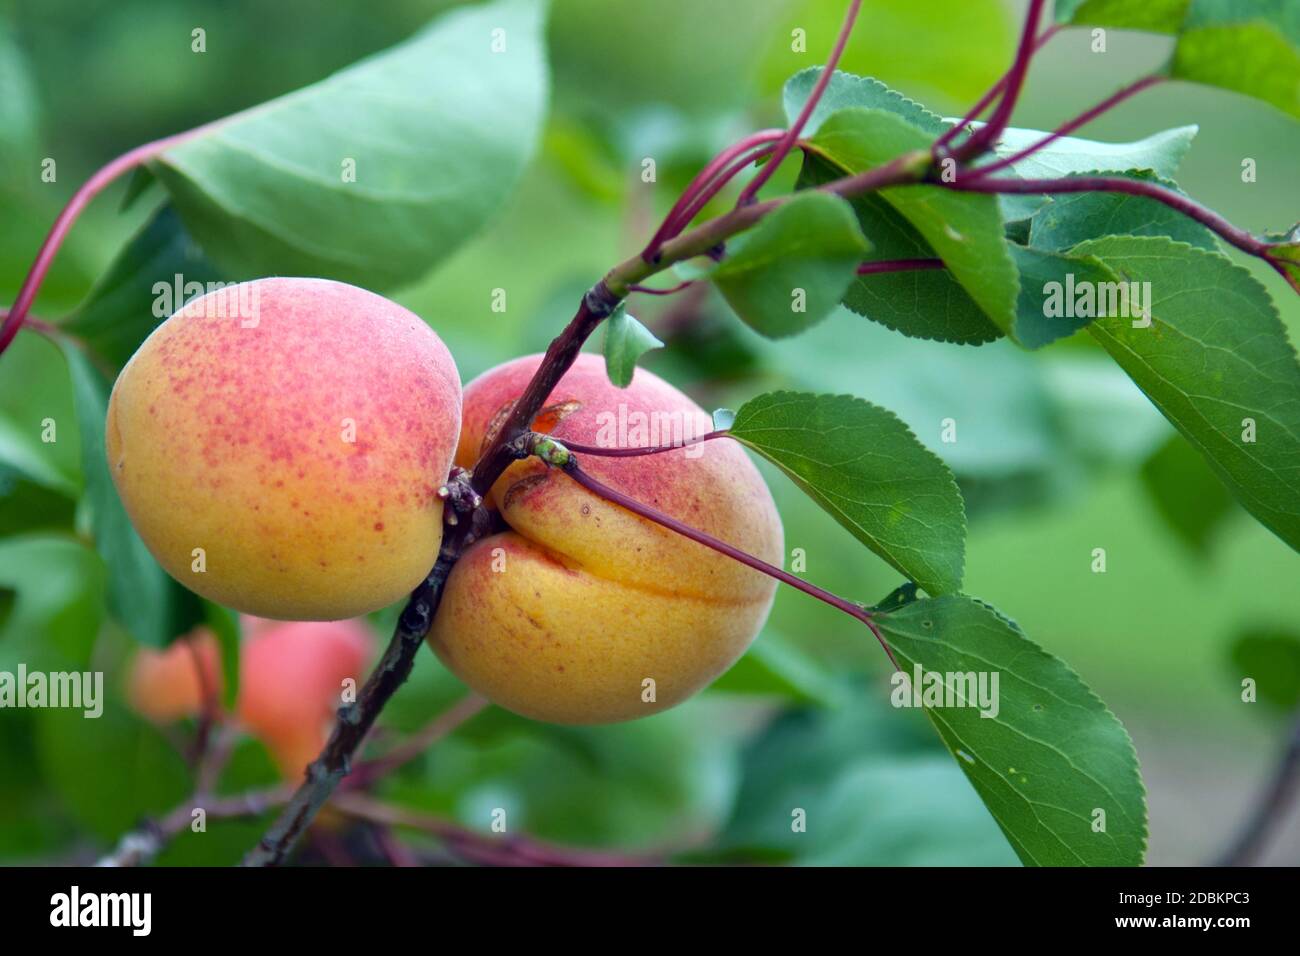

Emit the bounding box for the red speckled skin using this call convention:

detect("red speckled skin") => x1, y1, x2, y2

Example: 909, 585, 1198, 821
430, 353, 783, 724
106, 278, 461, 620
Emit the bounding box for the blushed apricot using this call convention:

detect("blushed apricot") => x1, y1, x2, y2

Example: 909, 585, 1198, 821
429, 353, 783, 724
106, 277, 461, 621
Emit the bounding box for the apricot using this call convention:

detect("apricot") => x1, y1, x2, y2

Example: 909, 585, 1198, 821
428, 353, 783, 724
126, 617, 374, 778
237, 617, 374, 777
105, 277, 462, 621
126, 628, 223, 724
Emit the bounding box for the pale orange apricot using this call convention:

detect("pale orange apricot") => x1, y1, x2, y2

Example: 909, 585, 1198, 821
106, 277, 461, 621
429, 353, 783, 724
125, 629, 223, 724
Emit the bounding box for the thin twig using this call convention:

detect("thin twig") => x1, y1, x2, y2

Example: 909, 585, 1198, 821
642, 129, 785, 261
331, 793, 664, 867
972, 74, 1165, 177
348, 693, 488, 787
242, 548, 460, 866
932, 23, 1061, 153
857, 258, 945, 276
950, 0, 1048, 162
737, 0, 863, 205
1215, 708, 1300, 866
0, 124, 214, 357
943, 173, 1286, 262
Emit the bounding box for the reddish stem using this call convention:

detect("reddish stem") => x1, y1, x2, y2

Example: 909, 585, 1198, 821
950, 0, 1047, 162
628, 279, 696, 297
642, 129, 786, 262
0, 125, 209, 357
933, 23, 1061, 153
557, 430, 728, 458
946, 173, 1284, 262
857, 258, 945, 276
668, 143, 779, 239
736, 0, 863, 207
972, 74, 1165, 177
563, 460, 898, 668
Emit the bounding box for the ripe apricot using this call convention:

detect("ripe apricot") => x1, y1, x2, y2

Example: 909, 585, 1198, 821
428, 353, 783, 724
106, 277, 461, 620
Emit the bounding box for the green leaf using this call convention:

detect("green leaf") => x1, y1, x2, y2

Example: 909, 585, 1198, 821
981, 124, 1198, 224
204, 602, 242, 711
36, 701, 191, 842
59, 341, 206, 647
876, 593, 1148, 866
601, 305, 663, 387
1141, 432, 1238, 554
62, 204, 225, 370
728, 391, 966, 595
1229, 629, 1300, 712
1173, 2, 1300, 119
1007, 244, 1123, 349
808, 107, 1020, 337
1055, 0, 1188, 32
702, 191, 869, 338
1029, 172, 1217, 253
0, 535, 105, 669
150, 0, 549, 288
0, 415, 78, 497
1058, 0, 1300, 119
783, 67, 949, 137
1075, 236, 1300, 551
989, 124, 1199, 181
796, 151, 1002, 345
0, 19, 40, 164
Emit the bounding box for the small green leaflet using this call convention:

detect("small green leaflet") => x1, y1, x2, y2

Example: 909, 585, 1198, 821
601, 305, 662, 388
1075, 236, 1300, 551
1057, 0, 1300, 118
808, 107, 1021, 340
876, 593, 1148, 866
63, 204, 224, 370
1140, 432, 1238, 555
59, 341, 206, 647
728, 391, 966, 595
150, 0, 549, 289
702, 191, 869, 338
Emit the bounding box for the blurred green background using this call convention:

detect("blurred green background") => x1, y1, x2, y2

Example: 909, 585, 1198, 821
1, 0, 1297, 865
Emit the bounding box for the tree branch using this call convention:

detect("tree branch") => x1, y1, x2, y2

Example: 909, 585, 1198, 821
241, 546, 460, 866
330, 793, 665, 867
1215, 708, 1300, 866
